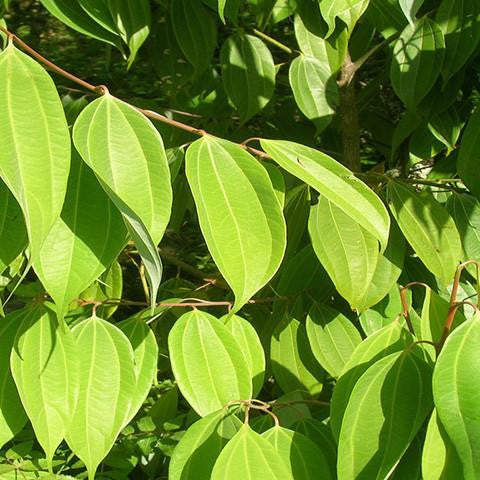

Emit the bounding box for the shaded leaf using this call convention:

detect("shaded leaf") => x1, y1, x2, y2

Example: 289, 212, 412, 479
220, 33, 275, 122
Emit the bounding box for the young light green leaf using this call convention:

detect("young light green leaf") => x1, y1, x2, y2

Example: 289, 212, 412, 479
271, 308, 324, 395
330, 321, 415, 440
222, 314, 265, 397
73, 94, 172, 306
387, 181, 461, 286
319, 0, 371, 38
399, 0, 423, 25
309, 197, 380, 310
289, 54, 339, 132
10, 306, 78, 466
0, 180, 27, 274
262, 161, 286, 209
422, 409, 464, 480
220, 33, 275, 122
36, 151, 127, 319
0, 45, 70, 263
263, 426, 333, 479
458, 108, 480, 199
433, 316, 480, 480
436, 0, 480, 82
338, 349, 433, 479
108, 0, 151, 68
169, 409, 242, 480
171, 0, 217, 77
118, 316, 158, 423
447, 193, 480, 262
261, 139, 390, 250
211, 425, 291, 480
39, 0, 121, 47
168, 310, 252, 417
185, 136, 286, 311
66, 316, 136, 480
0, 310, 27, 448
391, 18, 445, 109
306, 303, 362, 378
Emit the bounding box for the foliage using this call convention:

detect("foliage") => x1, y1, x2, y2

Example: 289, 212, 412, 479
0, 0, 480, 478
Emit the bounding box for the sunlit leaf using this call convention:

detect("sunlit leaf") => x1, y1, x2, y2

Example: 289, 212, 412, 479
211, 425, 290, 479
10, 305, 78, 466
261, 139, 390, 250
168, 310, 252, 416
0, 45, 70, 263
338, 348, 433, 479
66, 315, 136, 480
185, 136, 286, 311
433, 316, 480, 479
306, 302, 362, 378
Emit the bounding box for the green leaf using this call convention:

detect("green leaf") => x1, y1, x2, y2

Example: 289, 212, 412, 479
168, 310, 252, 417
399, 0, 423, 24
262, 161, 285, 209
270, 307, 324, 395
283, 184, 310, 258
39, 0, 121, 47
355, 222, 405, 312
294, 3, 347, 72
359, 285, 403, 336
387, 181, 461, 286
422, 409, 464, 480
306, 303, 362, 378
36, 151, 127, 319
309, 197, 380, 310
66, 315, 136, 480
447, 193, 480, 262
261, 139, 390, 250
294, 418, 337, 477
78, 0, 117, 34
220, 33, 276, 122
171, 0, 217, 77
428, 106, 463, 152
436, 0, 480, 82
319, 0, 370, 38
0, 45, 70, 263
458, 108, 480, 199
433, 316, 480, 479
366, 0, 407, 38
118, 316, 158, 422
0, 179, 27, 274
108, 0, 151, 68
222, 314, 265, 397
73, 94, 172, 307
263, 426, 333, 479
0, 310, 27, 448
289, 54, 339, 132
330, 321, 415, 440
10, 305, 78, 466
338, 349, 433, 479
185, 136, 286, 311
391, 18, 445, 109
169, 409, 242, 480
211, 425, 291, 479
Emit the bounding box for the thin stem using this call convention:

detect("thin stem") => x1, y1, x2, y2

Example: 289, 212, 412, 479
251, 28, 294, 55
0, 25, 270, 159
